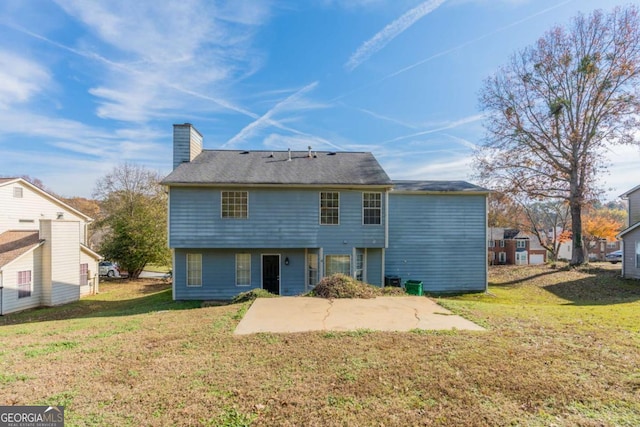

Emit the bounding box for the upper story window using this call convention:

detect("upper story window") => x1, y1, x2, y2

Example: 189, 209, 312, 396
488, 240, 494, 248
363, 192, 381, 225
320, 192, 339, 225
221, 191, 248, 219
13, 187, 23, 198
499, 240, 505, 247
516, 240, 527, 249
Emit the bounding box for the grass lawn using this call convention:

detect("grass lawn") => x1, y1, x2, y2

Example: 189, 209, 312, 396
1, 264, 639, 426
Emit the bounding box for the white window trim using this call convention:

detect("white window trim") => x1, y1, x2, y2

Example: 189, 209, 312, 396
17, 270, 32, 298
516, 240, 527, 249
235, 253, 251, 287
221, 191, 248, 219
306, 251, 319, 291
499, 240, 505, 247
362, 192, 382, 226
498, 252, 506, 263
186, 253, 202, 287
319, 192, 340, 225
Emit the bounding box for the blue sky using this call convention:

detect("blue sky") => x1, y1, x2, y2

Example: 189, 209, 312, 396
1, 0, 639, 199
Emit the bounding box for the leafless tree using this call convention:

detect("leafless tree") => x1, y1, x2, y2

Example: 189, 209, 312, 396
475, 6, 640, 265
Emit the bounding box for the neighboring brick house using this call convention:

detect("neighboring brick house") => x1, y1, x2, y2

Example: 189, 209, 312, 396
488, 228, 546, 265
587, 238, 621, 261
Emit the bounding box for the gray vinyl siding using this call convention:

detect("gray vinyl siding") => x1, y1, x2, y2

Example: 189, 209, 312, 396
628, 189, 640, 226
173, 249, 308, 300
386, 193, 487, 293
173, 124, 202, 169
169, 187, 386, 249
622, 228, 640, 279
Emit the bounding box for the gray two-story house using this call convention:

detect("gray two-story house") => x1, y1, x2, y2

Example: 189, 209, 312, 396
162, 124, 488, 300
618, 184, 640, 279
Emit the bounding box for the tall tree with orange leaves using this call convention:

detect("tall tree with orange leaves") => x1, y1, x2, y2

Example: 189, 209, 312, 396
583, 207, 625, 258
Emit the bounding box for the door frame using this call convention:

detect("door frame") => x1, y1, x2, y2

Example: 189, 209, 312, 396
261, 253, 281, 295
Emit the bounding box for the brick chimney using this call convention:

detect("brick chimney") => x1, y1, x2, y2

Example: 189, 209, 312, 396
173, 123, 203, 169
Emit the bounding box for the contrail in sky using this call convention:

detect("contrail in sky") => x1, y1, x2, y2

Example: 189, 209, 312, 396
345, 0, 447, 71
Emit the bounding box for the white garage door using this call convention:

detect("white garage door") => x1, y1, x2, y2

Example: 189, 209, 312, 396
530, 254, 545, 265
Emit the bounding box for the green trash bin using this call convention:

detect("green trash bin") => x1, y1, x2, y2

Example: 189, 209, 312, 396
404, 280, 423, 296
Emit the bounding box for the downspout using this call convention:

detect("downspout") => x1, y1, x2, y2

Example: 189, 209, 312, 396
485, 195, 489, 292
620, 240, 624, 278
382, 188, 390, 284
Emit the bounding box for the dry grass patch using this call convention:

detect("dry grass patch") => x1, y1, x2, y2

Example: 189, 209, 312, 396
0, 266, 639, 426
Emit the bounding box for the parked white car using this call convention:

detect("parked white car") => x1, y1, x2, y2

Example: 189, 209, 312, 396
99, 261, 120, 277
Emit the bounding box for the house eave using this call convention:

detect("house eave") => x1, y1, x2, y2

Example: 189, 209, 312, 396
0, 240, 45, 271
0, 178, 94, 222
163, 182, 394, 190
80, 243, 102, 260
617, 222, 640, 239
391, 190, 490, 195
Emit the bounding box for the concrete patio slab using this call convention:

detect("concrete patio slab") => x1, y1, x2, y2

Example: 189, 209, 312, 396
234, 296, 484, 335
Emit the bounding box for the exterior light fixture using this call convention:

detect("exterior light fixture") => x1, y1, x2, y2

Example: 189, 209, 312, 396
284, 257, 290, 266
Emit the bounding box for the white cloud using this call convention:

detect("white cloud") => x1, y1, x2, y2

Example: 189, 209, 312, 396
602, 143, 640, 199
383, 113, 485, 143
0, 50, 50, 107
262, 133, 343, 151
51, 0, 272, 122
223, 82, 324, 148
345, 0, 447, 71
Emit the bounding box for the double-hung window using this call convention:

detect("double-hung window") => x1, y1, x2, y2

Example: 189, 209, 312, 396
18, 270, 32, 298
221, 191, 248, 219
516, 240, 527, 249
186, 253, 202, 287
320, 192, 339, 225
236, 254, 251, 286
80, 263, 88, 286
363, 193, 381, 225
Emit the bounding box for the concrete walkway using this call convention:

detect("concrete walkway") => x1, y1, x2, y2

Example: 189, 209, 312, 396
234, 296, 485, 335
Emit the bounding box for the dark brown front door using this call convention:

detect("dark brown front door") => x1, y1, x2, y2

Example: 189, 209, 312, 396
262, 255, 280, 295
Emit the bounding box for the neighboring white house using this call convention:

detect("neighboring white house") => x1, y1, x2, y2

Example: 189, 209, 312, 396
0, 178, 101, 315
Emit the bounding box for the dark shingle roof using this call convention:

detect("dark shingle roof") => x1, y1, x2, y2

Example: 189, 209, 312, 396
392, 180, 489, 193
504, 229, 520, 239
0, 231, 43, 268
162, 150, 392, 186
